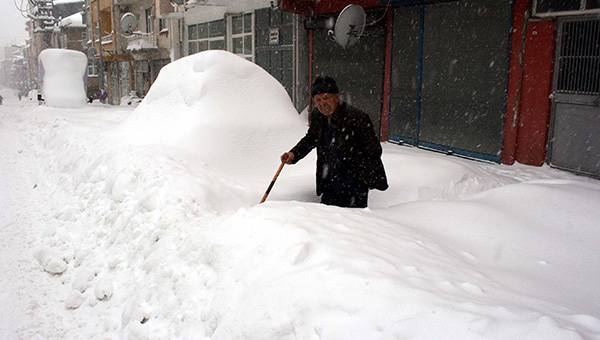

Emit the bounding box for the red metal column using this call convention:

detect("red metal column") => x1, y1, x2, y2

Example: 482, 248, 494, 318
515, 20, 555, 166
502, 0, 531, 165
503, 0, 556, 166
380, 9, 393, 142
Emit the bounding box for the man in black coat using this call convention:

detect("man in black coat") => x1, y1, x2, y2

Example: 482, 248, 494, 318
281, 76, 388, 208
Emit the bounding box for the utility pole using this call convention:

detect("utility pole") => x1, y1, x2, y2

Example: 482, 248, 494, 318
33, 0, 55, 49
29, 0, 56, 89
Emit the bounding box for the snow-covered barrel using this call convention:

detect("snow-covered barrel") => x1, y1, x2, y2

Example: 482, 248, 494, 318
39, 49, 88, 108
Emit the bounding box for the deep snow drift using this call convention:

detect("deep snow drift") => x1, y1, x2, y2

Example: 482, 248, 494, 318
0, 51, 599, 340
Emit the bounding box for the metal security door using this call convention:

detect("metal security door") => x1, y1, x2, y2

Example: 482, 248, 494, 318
389, 6, 421, 144
388, 0, 511, 162
549, 18, 600, 177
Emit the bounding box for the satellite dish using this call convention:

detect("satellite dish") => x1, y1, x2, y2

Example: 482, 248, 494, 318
87, 47, 97, 58
120, 13, 138, 34
333, 4, 366, 48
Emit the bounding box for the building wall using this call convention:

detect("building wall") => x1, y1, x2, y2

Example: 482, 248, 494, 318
60, 27, 86, 51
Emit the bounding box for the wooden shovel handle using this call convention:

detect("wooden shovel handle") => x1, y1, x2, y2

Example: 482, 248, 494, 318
260, 161, 286, 204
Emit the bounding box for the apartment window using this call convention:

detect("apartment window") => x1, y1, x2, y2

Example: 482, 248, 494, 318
187, 19, 225, 55
229, 13, 253, 61
159, 18, 168, 32
145, 8, 153, 33
88, 62, 98, 77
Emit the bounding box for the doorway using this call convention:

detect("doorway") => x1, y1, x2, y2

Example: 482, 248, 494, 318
548, 17, 600, 177
388, 0, 511, 162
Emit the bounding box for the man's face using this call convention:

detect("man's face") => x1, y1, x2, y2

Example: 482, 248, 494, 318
313, 93, 340, 116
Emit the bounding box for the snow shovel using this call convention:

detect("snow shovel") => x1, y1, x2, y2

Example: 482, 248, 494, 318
260, 161, 285, 204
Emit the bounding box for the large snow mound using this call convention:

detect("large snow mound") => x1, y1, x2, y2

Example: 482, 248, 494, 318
1, 87, 600, 339
39, 49, 87, 108
119, 50, 307, 178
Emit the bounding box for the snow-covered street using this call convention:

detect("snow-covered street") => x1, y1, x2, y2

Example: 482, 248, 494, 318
1, 52, 599, 339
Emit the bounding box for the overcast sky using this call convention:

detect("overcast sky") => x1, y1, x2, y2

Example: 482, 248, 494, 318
1, 0, 30, 47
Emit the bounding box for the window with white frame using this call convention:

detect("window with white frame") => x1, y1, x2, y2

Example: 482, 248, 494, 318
229, 13, 254, 61
88, 62, 99, 77
229, 13, 253, 61
187, 19, 225, 55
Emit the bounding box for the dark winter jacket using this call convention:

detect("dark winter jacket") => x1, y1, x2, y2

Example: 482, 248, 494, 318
290, 102, 388, 195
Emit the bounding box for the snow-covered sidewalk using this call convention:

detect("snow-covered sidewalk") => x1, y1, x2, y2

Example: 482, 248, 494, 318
1, 52, 599, 340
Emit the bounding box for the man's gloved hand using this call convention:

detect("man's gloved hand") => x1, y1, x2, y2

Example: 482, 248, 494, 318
280, 152, 295, 164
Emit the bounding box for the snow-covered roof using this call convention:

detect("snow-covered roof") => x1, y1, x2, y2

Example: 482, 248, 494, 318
58, 12, 84, 28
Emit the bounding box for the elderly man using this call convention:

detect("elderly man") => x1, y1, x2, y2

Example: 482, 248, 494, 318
281, 76, 388, 208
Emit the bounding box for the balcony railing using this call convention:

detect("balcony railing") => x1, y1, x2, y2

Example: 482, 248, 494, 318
125, 33, 158, 51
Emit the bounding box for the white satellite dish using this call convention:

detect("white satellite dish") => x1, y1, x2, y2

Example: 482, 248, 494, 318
333, 4, 366, 48
120, 13, 138, 34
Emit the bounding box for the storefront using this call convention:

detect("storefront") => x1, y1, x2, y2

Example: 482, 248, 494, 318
388, 0, 510, 162
280, 0, 600, 176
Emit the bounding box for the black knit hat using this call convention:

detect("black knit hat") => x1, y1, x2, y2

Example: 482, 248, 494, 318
311, 75, 339, 97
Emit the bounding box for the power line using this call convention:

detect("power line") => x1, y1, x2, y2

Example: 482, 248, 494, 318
14, 0, 32, 18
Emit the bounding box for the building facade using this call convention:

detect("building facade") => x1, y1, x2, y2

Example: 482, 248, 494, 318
278, 0, 600, 177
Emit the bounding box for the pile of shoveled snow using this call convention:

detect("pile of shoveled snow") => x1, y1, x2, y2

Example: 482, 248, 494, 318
118, 50, 307, 179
